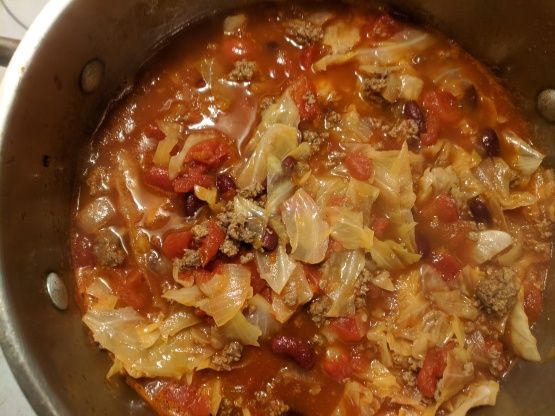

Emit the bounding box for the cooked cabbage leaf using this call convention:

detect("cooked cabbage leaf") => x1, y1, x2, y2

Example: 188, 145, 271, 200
369, 238, 421, 271
255, 245, 297, 294
446, 381, 499, 416
272, 265, 314, 322
281, 188, 330, 264
508, 289, 541, 361
502, 130, 544, 177
323, 21, 361, 54
221, 312, 261, 346
323, 249, 366, 317
326, 207, 374, 250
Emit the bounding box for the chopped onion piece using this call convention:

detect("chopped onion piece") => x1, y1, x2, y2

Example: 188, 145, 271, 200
502, 130, 545, 177
471, 230, 513, 264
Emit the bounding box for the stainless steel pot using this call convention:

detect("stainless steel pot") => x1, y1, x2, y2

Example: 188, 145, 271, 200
0, 1, 554, 415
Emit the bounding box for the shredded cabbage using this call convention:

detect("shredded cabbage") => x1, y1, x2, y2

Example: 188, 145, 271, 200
272, 265, 314, 322
331, 381, 376, 416
323, 21, 361, 54
446, 381, 499, 416
281, 189, 330, 264
326, 207, 374, 250
246, 294, 281, 338
370, 238, 421, 270
255, 245, 297, 294
502, 130, 545, 177
221, 312, 261, 346
266, 154, 295, 216
83, 307, 217, 378
473, 157, 537, 210
323, 250, 366, 317
164, 264, 253, 327
153, 122, 180, 167
508, 289, 541, 361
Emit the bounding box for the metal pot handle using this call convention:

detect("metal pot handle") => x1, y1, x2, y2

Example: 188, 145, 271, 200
0, 36, 19, 67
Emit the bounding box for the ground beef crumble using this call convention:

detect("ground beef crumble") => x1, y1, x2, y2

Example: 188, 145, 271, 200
211, 341, 243, 371
94, 229, 126, 267
388, 119, 419, 143
175, 249, 201, 270
475, 267, 519, 317
285, 18, 323, 45
302, 129, 328, 154
228, 59, 257, 82
361, 73, 389, 103
307, 296, 331, 326
238, 183, 266, 200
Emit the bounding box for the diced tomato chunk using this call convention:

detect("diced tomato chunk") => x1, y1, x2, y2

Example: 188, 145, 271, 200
198, 221, 226, 266
113, 269, 152, 311
417, 342, 455, 398
344, 152, 373, 181
363, 15, 401, 41
330, 315, 368, 343
299, 44, 323, 70
172, 163, 214, 193
431, 252, 462, 282
420, 111, 439, 146
372, 217, 390, 240
144, 123, 165, 141
422, 88, 462, 124
157, 382, 211, 416
162, 230, 193, 259
434, 193, 459, 223
524, 284, 543, 323
322, 348, 353, 381
144, 166, 174, 192
185, 139, 233, 167
221, 35, 257, 60
288, 75, 320, 121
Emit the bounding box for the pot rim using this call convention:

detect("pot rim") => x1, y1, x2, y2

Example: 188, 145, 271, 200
0, 2, 72, 415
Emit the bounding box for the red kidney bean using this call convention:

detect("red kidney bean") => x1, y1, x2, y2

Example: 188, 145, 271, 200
281, 156, 297, 171
216, 173, 236, 194
271, 335, 316, 369
262, 227, 278, 251
403, 100, 426, 133
479, 128, 500, 157
468, 196, 491, 224
184, 193, 204, 217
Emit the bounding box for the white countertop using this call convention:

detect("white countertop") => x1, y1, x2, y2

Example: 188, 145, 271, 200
1, 4, 48, 415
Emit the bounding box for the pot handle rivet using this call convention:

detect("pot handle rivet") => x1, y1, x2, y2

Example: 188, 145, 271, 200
537, 89, 555, 122
80, 58, 104, 94
46, 272, 68, 311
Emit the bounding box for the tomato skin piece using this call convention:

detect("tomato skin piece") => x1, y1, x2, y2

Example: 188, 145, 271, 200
185, 139, 233, 167
422, 88, 461, 124
162, 230, 193, 259
198, 221, 226, 266
363, 15, 401, 41
431, 252, 463, 282
434, 193, 459, 223
417, 342, 455, 398
524, 284, 543, 323
330, 316, 367, 343
322, 348, 353, 381
157, 382, 211, 416
144, 166, 174, 192
288, 75, 320, 121
344, 152, 373, 181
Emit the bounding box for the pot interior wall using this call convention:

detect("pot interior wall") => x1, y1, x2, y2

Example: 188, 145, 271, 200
0, 1, 553, 415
